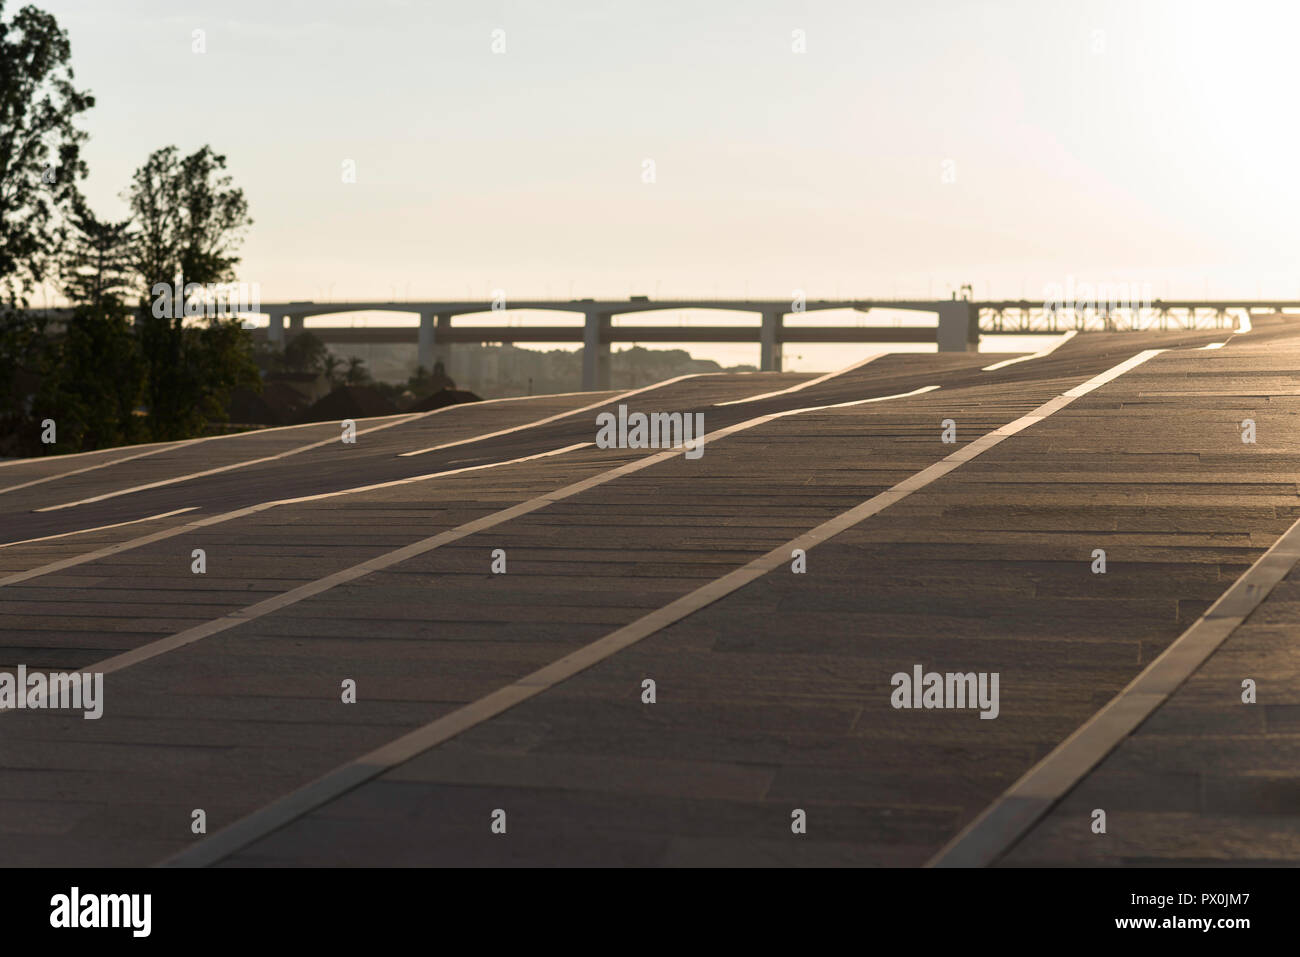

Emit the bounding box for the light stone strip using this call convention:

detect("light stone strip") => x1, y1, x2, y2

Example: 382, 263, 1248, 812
0, 507, 197, 548
713, 354, 883, 406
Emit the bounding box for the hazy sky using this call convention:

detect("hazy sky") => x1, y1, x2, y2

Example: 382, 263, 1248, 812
35, 0, 1300, 299
29, 0, 1300, 368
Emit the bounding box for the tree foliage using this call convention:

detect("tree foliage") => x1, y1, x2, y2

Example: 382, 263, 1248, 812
43, 204, 146, 450
1, 6, 260, 454
127, 144, 251, 290
279, 330, 328, 374
33, 305, 146, 451
0, 1, 93, 302
60, 202, 135, 307
126, 144, 257, 439
343, 355, 371, 385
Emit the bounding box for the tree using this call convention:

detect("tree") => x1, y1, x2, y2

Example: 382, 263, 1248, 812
407, 360, 455, 398
322, 351, 344, 387
46, 204, 145, 450
0, 305, 56, 454
60, 202, 135, 308
127, 145, 251, 291
279, 330, 328, 374
186, 315, 260, 430
343, 355, 371, 385
0, 1, 93, 303
125, 144, 256, 439
35, 306, 146, 451
0, 2, 93, 451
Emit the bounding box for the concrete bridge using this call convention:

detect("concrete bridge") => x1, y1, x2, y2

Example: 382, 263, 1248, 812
21, 296, 1282, 391
256, 296, 1273, 390
258, 297, 984, 390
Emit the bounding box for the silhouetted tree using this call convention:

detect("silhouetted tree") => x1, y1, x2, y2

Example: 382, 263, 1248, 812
125, 144, 256, 438
0, 1, 93, 303
32, 305, 145, 451
322, 351, 344, 387
407, 360, 455, 398
279, 330, 328, 374
0, 306, 57, 454
186, 317, 260, 431
128, 145, 250, 291
343, 355, 371, 385
40, 204, 147, 450
60, 203, 136, 308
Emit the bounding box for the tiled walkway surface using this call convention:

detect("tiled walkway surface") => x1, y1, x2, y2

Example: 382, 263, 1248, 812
2, 321, 1297, 866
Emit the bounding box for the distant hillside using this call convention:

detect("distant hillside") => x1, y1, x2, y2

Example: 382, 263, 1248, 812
330, 342, 757, 397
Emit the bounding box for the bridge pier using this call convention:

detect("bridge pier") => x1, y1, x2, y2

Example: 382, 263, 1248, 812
423, 312, 454, 374
267, 313, 285, 346
417, 313, 455, 377
760, 310, 784, 371
582, 312, 611, 390
418, 311, 434, 371
936, 302, 979, 352
289, 315, 304, 337
436, 314, 453, 372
